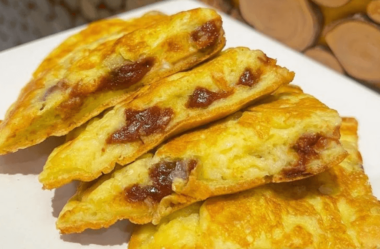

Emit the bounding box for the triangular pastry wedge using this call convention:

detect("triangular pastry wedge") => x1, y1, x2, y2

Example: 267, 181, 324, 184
39, 47, 295, 189
0, 8, 225, 154
56, 85, 347, 233
129, 118, 380, 249
33, 11, 167, 78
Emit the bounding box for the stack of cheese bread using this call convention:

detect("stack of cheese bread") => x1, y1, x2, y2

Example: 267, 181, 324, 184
0, 8, 379, 249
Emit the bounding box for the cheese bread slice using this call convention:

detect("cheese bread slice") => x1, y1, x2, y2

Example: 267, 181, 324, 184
56, 85, 346, 234
0, 8, 225, 154
130, 118, 380, 249
39, 47, 295, 189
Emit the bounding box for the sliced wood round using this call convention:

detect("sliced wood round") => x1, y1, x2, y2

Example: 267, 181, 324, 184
367, 0, 380, 24
325, 19, 380, 83
316, 0, 371, 45
200, 0, 233, 13
311, 0, 351, 8
239, 0, 321, 51
304, 46, 344, 73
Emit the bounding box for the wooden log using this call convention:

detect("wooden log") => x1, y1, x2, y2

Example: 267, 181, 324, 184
319, 0, 371, 26
200, 0, 233, 13
232, 0, 240, 8
325, 17, 380, 83
304, 46, 345, 74
367, 0, 380, 24
318, 0, 372, 44
239, 0, 322, 51
311, 0, 351, 8
229, 8, 245, 22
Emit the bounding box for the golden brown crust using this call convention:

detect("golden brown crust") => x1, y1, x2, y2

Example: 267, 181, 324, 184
0, 8, 225, 155
39, 47, 295, 189
129, 202, 203, 249
129, 118, 380, 249
33, 11, 167, 78
56, 85, 346, 233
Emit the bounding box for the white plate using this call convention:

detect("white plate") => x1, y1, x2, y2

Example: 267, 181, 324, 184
0, 1, 379, 248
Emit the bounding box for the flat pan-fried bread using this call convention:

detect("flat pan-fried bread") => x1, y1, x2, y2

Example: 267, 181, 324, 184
130, 118, 380, 249
130, 202, 203, 249
0, 8, 225, 154
56, 85, 346, 233
33, 11, 167, 78
2, 13, 167, 129
39, 47, 295, 189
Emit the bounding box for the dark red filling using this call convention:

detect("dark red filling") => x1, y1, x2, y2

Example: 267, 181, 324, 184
125, 159, 197, 203
107, 106, 174, 144
191, 20, 220, 49
187, 87, 232, 108
97, 57, 155, 91
237, 68, 261, 87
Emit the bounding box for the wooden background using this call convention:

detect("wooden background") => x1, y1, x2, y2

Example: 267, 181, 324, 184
0, 0, 379, 90
204, 0, 380, 91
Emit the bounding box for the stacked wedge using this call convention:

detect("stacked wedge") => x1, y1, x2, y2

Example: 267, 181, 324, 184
0, 7, 379, 249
